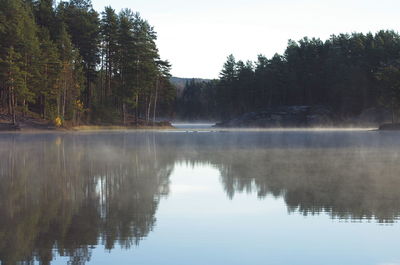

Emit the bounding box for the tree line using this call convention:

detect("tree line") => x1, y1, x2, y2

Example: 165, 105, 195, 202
0, 0, 175, 125
177, 30, 400, 122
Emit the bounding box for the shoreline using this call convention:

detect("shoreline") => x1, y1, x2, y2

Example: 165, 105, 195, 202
0, 113, 175, 132
0, 123, 175, 133
0, 123, 382, 134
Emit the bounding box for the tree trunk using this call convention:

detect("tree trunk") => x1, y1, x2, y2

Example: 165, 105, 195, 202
23, 53, 27, 118
22, 100, 25, 117
135, 93, 139, 125
11, 87, 16, 125
147, 95, 152, 124
73, 109, 76, 126
57, 90, 60, 117
42, 95, 46, 119
8, 86, 12, 115
153, 78, 159, 124
62, 73, 66, 118
44, 64, 47, 119
107, 46, 112, 99
122, 102, 126, 125
392, 103, 395, 124
100, 47, 104, 104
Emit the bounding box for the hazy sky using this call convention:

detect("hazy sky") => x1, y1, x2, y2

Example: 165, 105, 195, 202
92, 0, 400, 79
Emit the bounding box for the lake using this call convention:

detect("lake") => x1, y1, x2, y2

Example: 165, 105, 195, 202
0, 129, 400, 265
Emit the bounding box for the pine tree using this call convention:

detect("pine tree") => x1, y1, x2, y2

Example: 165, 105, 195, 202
36, 28, 61, 119
57, 0, 100, 110
218, 54, 237, 118
56, 23, 84, 123
0, 47, 31, 124
133, 16, 160, 123
116, 9, 136, 123
1, 0, 174, 125
0, 0, 40, 117
32, 0, 57, 39
220, 54, 237, 81
376, 61, 400, 123
100, 6, 119, 102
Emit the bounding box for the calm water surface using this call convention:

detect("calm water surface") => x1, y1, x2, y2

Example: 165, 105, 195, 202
1, 129, 400, 265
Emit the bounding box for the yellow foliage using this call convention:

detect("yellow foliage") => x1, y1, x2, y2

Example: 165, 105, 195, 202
76, 100, 84, 111
54, 116, 62, 127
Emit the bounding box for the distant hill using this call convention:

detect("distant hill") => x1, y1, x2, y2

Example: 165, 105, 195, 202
170, 77, 212, 95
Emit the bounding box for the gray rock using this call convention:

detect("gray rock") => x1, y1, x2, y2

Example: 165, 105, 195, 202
357, 107, 392, 126
379, 123, 400, 130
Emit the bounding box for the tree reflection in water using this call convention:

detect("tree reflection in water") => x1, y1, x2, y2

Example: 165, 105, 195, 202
0, 131, 400, 264
0, 133, 172, 265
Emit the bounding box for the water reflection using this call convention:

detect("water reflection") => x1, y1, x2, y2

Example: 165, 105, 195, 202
217, 147, 400, 222
1, 131, 400, 264
0, 133, 172, 264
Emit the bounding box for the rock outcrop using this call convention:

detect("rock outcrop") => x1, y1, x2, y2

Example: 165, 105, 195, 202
379, 123, 400, 130
356, 107, 392, 126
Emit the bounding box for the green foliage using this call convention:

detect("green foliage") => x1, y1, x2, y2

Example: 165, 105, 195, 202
57, 0, 100, 107
90, 103, 120, 124
376, 60, 400, 122
32, 0, 57, 39
181, 30, 400, 121
0, 0, 174, 125
35, 28, 61, 119
1, 47, 33, 103
176, 79, 218, 120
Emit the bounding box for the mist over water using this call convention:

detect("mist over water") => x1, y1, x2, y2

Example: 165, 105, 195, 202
1, 130, 400, 264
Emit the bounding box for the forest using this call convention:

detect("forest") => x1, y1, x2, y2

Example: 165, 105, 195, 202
177, 31, 400, 122
0, 0, 175, 126
3, 1, 400, 126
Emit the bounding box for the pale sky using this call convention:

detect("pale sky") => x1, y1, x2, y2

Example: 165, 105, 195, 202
92, 0, 400, 79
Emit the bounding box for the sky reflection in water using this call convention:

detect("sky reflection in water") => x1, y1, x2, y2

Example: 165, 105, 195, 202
0, 130, 400, 265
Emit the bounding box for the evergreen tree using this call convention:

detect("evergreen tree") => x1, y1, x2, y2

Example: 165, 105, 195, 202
218, 54, 237, 118
36, 28, 61, 119
376, 61, 400, 123
206, 31, 400, 121
100, 6, 119, 102
0, 47, 31, 124
0, 0, 174, 126
57, 0, 100, 109
56, 23, 84, 123
116, 9, 136, 123
0, 0, 40, 117
32, 0, 57, 39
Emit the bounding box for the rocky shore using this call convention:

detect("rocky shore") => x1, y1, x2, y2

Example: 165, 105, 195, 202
379, 123, 400, 130
214, 106, 392, 128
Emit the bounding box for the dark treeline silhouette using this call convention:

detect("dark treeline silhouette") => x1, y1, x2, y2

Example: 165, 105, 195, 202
178, 31, 400, 122
176, 79, 219, 120
0, 0, 175, 126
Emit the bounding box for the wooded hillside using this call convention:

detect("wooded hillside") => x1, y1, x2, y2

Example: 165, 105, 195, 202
178, 31, 400, 123
0, 0, 175, 126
